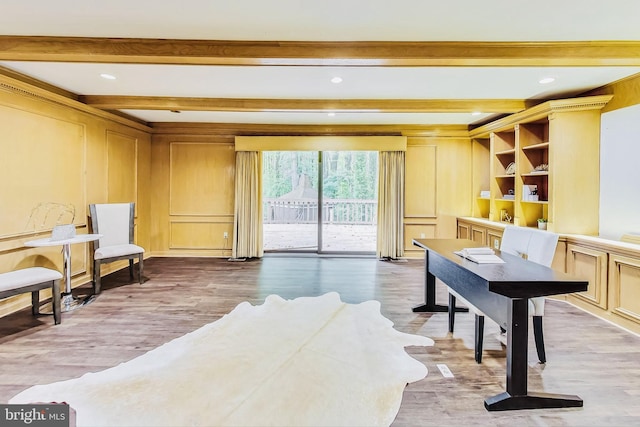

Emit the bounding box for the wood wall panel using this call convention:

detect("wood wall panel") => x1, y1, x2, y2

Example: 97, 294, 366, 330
567, 244, 608, 309
0, 79, 151, 317
403, 224, 436, 253
150, 137, 235, 257
169, 221, 233, 250
404, 137, 472, 248
169, 143, 235, 216
107, 130, 137, 205
433, 138, 473, 237
0, 104, 85, 237
609, 254, 640, 323
405, 144, 436, 218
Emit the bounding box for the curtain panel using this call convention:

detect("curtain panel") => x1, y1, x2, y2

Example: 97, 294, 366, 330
377, 151, 405, 259
232, 151, 263, 259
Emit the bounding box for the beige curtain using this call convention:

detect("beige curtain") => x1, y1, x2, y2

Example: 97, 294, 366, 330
377, 151, 405, 259
232, 151, 263, 259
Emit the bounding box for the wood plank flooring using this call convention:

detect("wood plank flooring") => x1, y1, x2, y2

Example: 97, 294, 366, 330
1, 256, 639, 426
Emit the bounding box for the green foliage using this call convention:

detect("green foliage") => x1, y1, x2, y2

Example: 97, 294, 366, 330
262, 152, 316, 198
262, 151, 378, 200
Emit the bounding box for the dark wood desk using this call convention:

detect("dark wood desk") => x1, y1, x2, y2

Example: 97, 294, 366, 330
412, 238, 588, 411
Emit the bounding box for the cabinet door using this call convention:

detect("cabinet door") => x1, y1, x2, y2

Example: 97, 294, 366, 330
457, 222, 470, 239
567, 244, 608, 309
470, 226, 486, 244
608, 254, 640, 325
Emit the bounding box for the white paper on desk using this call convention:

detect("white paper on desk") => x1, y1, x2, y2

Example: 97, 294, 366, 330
462, 247, 494, 255
454, 248, 505, 264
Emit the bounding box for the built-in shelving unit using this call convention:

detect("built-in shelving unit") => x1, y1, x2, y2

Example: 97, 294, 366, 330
468, 95, 612, 235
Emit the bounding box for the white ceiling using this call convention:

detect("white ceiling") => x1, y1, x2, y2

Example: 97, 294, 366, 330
1, 0, 640, 126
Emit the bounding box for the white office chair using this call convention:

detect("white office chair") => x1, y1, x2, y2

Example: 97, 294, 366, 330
448, 225, 559, 363
89, 202, 145, 294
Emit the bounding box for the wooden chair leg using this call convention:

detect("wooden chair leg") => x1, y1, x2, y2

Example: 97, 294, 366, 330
448, 293, 457, 333
533, 315, 546, 363
31, 290, 40, 316
128, 259, 134, 280
52, 279, 61, 325
138, 255, 144, 284
475, 314, 485, 364
93, 261, 101, 295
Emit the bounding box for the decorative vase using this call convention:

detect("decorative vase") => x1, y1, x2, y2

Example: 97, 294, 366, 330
538, 222, 547, 230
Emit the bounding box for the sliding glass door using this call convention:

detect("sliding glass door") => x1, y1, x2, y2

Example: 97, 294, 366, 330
262, 151, 319, 251
262, 151, 378, 253
320, 151, 377, 252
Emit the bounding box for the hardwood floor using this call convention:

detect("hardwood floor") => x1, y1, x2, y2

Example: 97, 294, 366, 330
1, 256, 639, 426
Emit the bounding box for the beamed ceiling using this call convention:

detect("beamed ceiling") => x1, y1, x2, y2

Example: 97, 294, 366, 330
1, 0, 640, 131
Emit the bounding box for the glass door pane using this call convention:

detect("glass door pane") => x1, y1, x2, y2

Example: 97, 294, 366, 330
263, 151, 319, 252
320, 151, 378, 253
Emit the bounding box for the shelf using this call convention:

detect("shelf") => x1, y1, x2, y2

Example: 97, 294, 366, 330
521, 200, 548, 204
521, 172, 549, 177
522, 142, 549, 151
495, 174, 516, 179
495, 149, 516, 156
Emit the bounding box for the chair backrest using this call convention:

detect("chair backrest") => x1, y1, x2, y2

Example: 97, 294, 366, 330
89, 203, 135, 249
500, 225, 559, 267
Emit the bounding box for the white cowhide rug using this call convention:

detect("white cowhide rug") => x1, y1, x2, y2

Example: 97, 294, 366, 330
10, 292, 433, 427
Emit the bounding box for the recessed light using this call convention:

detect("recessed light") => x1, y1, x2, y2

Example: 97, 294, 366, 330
327, 112, 336, 117
100, 73, 116, 80
539, 77, 555, 84
471, 112, 482, 116
330, 77, 343, 84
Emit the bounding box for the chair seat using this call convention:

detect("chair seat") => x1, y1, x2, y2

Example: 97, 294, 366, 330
95, 244, 144, 260
447, 226, 558, 364
0, 267, 63, 293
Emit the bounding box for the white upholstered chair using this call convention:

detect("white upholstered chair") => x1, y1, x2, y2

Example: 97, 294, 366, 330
448, 225, 559, 364
89, 203, 144, 294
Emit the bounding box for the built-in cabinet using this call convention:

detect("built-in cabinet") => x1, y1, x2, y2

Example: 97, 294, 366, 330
460, 94, 640, 332
458, 217, 640, 334
469, 95, 612, 234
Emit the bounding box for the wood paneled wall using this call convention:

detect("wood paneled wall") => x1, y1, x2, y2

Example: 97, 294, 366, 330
404, 136, 472, 257
150, 136, 235, 257
148, 131, 473, 258
0, 78, 151, 316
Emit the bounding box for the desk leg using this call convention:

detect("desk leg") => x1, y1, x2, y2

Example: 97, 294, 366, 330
413, 251, 468, 313
484, 298, 583, 411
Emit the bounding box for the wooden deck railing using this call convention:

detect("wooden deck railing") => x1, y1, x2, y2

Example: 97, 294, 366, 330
263, 198, 377, 225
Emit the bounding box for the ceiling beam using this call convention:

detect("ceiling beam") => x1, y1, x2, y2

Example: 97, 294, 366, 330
1, 36, 640, 66
80, 95, 528, 113
149, 121, 470, 138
